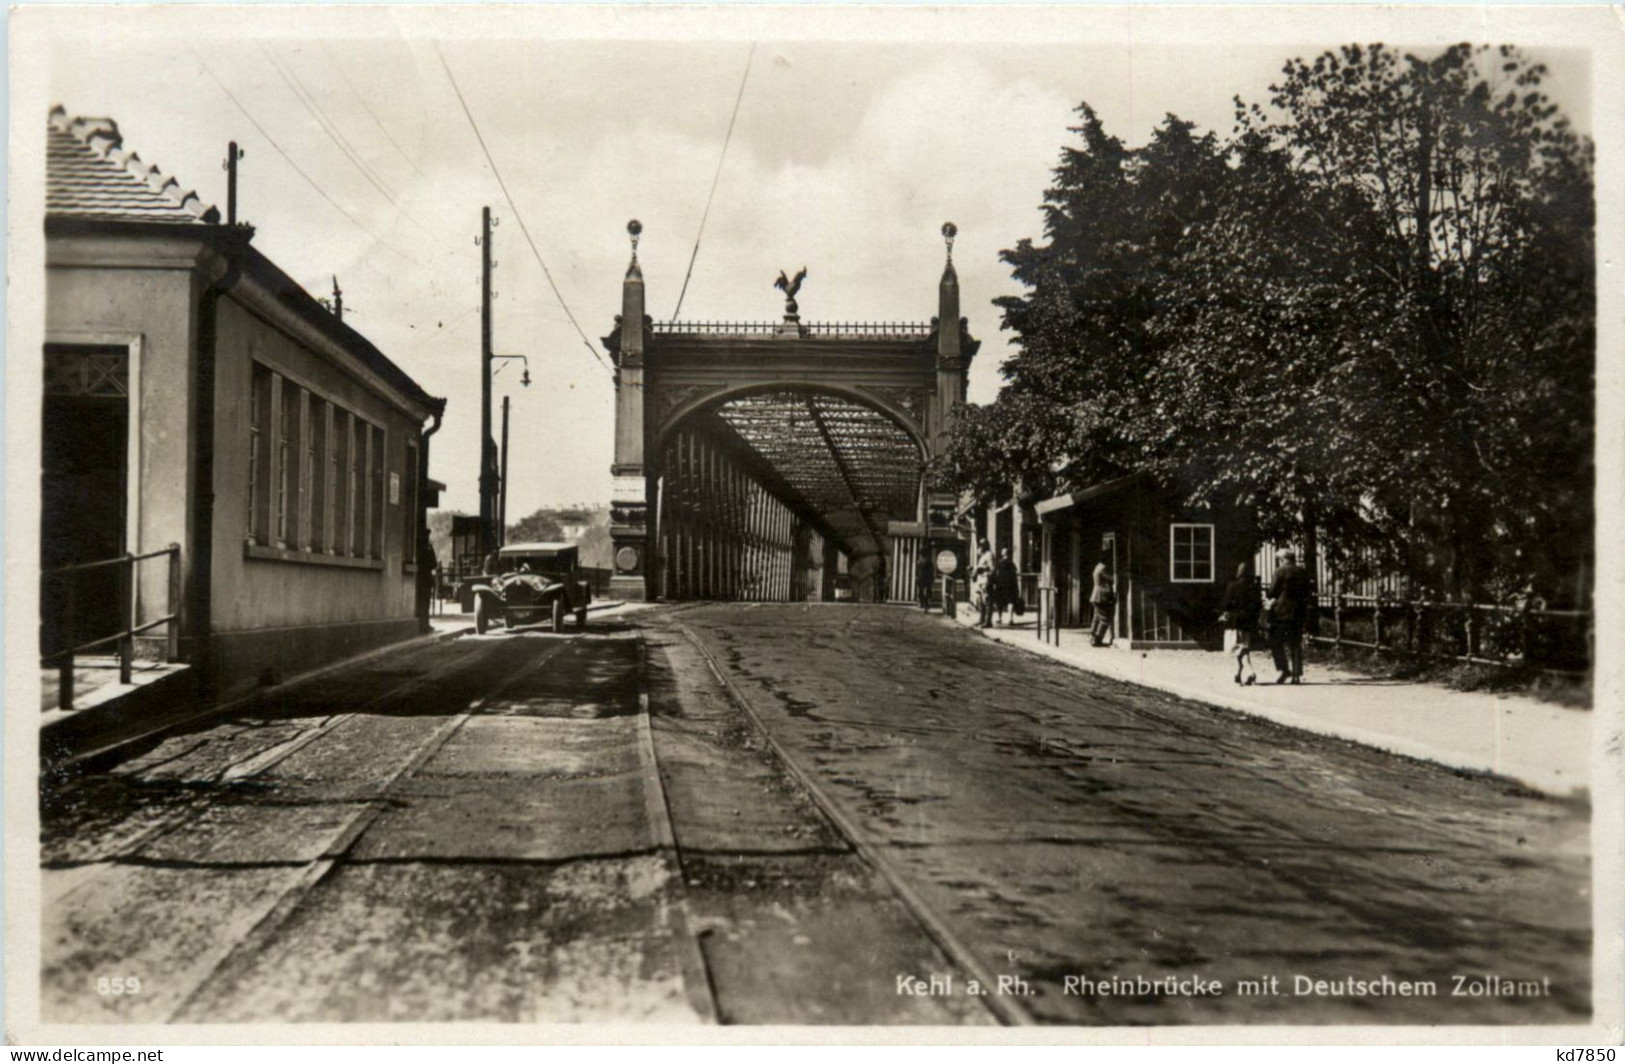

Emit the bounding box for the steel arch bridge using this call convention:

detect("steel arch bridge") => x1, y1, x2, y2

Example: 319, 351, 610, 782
603, 227, 979, 603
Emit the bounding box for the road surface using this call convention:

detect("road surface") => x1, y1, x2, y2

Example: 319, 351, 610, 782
40, 604, 1590, 1025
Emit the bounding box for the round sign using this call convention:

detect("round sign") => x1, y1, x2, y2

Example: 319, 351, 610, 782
935, 549, 959, 575
615, 546, 639, 573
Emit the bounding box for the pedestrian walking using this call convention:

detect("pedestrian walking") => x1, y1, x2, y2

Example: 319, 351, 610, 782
1089, 549, 1116, 647
972, 540, 993, 628
915, 547, 935, 612
416, 531, 439, 632
991, 547, 1020, 626
1265, 548, 1311, 684
1221, 561, 1259, 684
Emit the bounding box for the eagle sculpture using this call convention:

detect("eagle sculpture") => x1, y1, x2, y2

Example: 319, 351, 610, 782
775, 267, 808, 316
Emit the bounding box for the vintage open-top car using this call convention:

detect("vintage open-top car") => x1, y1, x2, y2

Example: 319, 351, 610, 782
469, 542, 593, 634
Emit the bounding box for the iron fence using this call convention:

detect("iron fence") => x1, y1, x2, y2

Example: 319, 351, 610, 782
40, 543, 182, 711
1313, 594, 1592, 675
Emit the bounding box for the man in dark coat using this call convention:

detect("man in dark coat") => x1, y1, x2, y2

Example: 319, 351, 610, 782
991, 547, 1020, 626
1265, 548, 1311, 684
416, 530, 438, 633
915, 548, 935, 611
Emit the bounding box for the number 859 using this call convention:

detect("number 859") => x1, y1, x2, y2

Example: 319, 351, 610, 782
95, 976, 141, 996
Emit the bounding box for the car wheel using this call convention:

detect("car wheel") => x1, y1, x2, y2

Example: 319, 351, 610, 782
551, 598, 565, 633
474, 595, 489, 635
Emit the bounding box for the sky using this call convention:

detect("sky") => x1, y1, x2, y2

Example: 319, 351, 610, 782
31, 6, 1595, 519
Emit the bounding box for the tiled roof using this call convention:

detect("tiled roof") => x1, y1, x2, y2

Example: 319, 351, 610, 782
47, 105, 220, 224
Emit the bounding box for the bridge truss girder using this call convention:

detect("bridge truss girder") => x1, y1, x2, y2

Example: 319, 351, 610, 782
657, 420, 831, 602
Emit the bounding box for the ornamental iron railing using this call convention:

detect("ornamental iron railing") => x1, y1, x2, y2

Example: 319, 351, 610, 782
653, 320, 933, 340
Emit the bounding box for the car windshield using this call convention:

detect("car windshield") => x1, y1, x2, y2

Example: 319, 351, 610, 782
503, 557, 568, 577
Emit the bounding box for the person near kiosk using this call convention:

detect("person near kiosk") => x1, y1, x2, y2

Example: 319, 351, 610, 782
972, 541, 993, 628
1089, 549, 1116, 646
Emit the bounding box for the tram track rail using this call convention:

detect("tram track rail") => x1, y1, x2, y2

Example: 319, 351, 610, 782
669, 616, 1036, 1027
40, 633, 524, 873
630, 631, 723, 1024
48, 621, 730, 1025
50, 626, 482, 777
41, 646, 526, 883
164, 636, 578, 1022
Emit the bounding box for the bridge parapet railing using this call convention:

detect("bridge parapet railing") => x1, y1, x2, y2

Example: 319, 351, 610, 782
802, 321, 933, 339
653, 320, 933, 340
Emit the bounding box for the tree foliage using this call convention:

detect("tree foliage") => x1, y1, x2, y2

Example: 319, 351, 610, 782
951, 44, 1593, 604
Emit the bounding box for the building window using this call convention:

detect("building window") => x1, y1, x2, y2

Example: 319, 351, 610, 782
247, 364, 268, 544
241, 359, 389, 569
349, 416, 364, 557
276, 378, 299, 547
308, 399, 327, 553
1170, 523, 1215, 583
332, 409, 350, 555
370, 424, 385, 559
297, 389, 314, 550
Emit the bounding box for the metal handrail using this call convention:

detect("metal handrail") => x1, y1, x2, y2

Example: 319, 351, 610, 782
41, 544, 179, 577
40, 543, 182, 711
1035, 585, 1060, 646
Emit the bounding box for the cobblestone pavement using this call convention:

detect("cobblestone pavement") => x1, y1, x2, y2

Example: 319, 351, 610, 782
38, 603, 1591, 1026
43, 621, 702, 1024
667, 603, 1592, 1025
39, 614, 985, 1026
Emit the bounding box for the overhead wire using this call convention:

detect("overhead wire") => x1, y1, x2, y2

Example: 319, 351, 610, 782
322, 44, 427, 179
191, 48, 421, 266
434, 43, 613, 377
672, 42, 756, 321
265, 46, 401, 205
261, 44, 422, 229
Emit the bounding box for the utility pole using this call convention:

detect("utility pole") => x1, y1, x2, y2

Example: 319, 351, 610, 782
331, 276, 343, 322
478, 206, 497, 558
499, 395, 511, 549
223, 141, 243, 225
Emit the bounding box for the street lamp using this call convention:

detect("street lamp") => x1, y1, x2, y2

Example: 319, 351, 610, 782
492, 353, 531, 388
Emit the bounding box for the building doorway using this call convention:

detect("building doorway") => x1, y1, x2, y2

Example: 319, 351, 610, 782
41, 344, 130, 657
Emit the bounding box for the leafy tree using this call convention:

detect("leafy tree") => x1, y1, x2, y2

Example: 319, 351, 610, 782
505, 508, 566, 545
1240, 43, 1592, 601
952, 44, 1593, 606
950, 108, 1233, 500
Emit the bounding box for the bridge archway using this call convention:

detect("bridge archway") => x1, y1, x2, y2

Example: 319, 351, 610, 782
652, 385, 927, 602
603, 225, 979, 602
